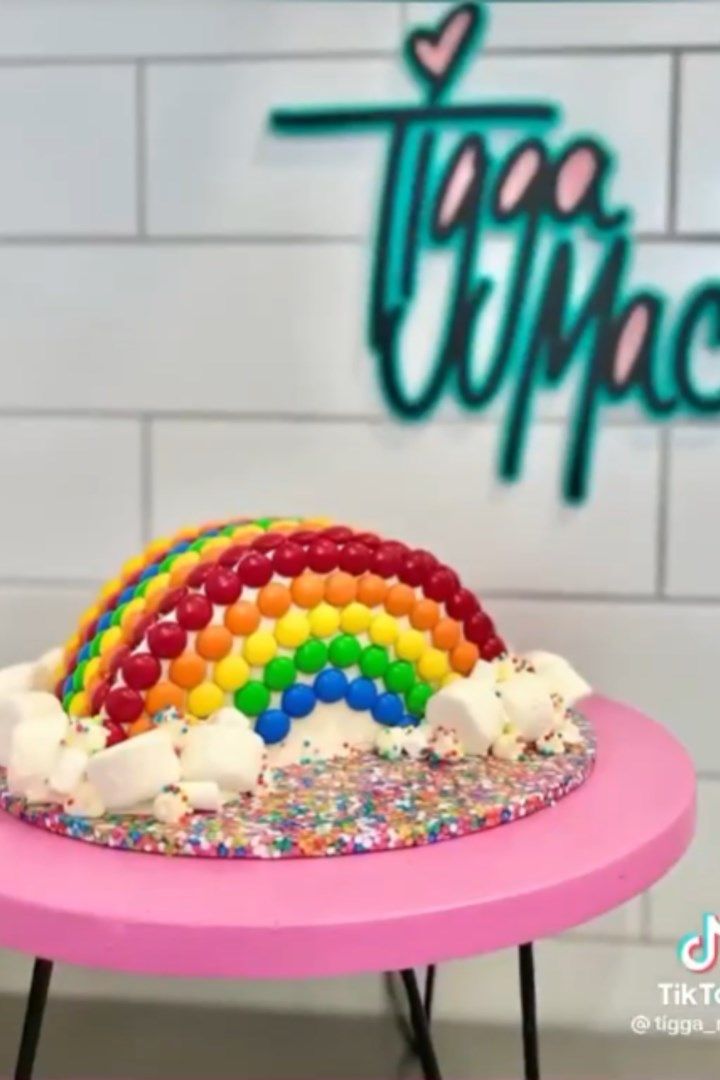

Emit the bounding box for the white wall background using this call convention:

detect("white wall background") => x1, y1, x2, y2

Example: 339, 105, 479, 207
0, 0, 717, 1036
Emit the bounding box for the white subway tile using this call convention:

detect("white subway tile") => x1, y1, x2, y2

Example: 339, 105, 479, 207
677, 55, 720, 233
0, 1, 401, 57
490, 597, 717, 770
151, 419, 658, 595
667, 428, 720, 597
648, 779, 716, 940
147, 53, 669, 235
410, 2, 720, 48
0, 66, 135, 235
566, 899, 643, 941
0, 244, 374, 414
0, 585, 95, 667
0, 418, 141, 580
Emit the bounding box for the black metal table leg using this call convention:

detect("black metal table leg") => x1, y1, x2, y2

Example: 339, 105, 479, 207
399, 968, 443, 1080
14, 957, 53, 1080
423, 964, 436, 1023
518, 943, 540, 1080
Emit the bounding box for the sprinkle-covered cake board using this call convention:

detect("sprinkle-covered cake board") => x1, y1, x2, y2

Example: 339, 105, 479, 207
0, 713, 594, 859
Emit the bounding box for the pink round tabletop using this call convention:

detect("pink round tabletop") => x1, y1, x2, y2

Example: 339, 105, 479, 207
0, 695, 695, 979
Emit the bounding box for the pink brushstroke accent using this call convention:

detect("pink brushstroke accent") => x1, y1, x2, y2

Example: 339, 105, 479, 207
556, 147, 599, 214
412, 8, 473, 79
438, 144, 478, 228
614, 303, 650, 385
498, 146, 541, 214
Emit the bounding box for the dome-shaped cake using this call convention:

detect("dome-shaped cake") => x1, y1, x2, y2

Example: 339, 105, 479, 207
58, 516, 506, 750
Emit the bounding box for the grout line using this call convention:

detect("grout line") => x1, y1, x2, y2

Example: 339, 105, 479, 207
139, 415, 153, 544
135, 62, 147, 237
666, 52, 682, 234
655, 429, 671, 597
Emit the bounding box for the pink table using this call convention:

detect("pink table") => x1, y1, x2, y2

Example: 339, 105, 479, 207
0, 696, 696, 1080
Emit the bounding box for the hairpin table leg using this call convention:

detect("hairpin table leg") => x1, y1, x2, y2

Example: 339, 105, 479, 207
518, 943, 540, 1080
423, 964, 436, 1023
399, 968, 443, 1080
14, 957, 53, 1080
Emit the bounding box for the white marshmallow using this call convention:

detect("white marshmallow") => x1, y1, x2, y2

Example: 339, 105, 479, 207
9, 709, 68, 778
0, 691, 65, 767
153, 787, 191, 825
558, 717, 583, 747
468, 660, 497, 686
87, 729, 181, 811
152, 707, 191, 752
180, 780, 222, 812
180, 725, 264, 794
428, 726, 464, 762
537, 730, 566, 756
0, 662, 34, 695
30, 647, 63, 693
525, 651, 591, 706
7, 772, 53, 803
64, 719, 108, 755
63, 781, 105, 819
491, 730, 525, 761
374, 727, 404, 761
49, 746, 89, 796
498, 673, 556, 743
211, 706, 252, 731
425, 679, 506, 756
401, 725, 429, 760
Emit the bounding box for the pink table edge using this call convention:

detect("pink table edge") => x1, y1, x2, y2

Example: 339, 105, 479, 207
0, 695, 696, 979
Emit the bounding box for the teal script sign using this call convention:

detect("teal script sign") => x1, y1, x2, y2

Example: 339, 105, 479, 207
272, 3, 720, 502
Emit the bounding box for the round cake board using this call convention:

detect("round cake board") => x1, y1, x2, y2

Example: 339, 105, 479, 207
0, 713, 594, 858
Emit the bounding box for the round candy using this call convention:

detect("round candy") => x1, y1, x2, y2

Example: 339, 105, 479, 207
371, 543, 405, 578
446, 588, 479, 620
177, 593, 213, 631
359, 644, 389, 679
169, 552, 201, 586
187, 563, 212, 589
369, 613, 398, 646
264, 656, 296, 692
291, 572, 325, 609
72, 661, 87, 692
314, 669, 348, 703
105, 686, 144, 724
432, 618, 462, 651
321, 525, 355, 543
339, 602, 371, 635
371, 692, 404, 726
405, 681, 433, 717
169, 652, 206, 689
356, 574, 387, 607
338, 542, 371, 575
273, 541, 307, 577
214, 655, 250, 692
252, 532, 285, 552
450, 641, 480, 674
243, 631, 277, 667
308, 603, 340, 639
99, 626, 123, 656
218, 543, 249, 568
481, 636, 505, 660
188, 681, 224, 719
418, 648, 449, 682
385, 583, 416, 617
399, 551, 434, 587
465, 610, 494, 646
225, 601, 261, 636
307, 538, 338, 573
158, 586, 187, 615
295, 639, 328, 674
410, 599, 440, 631
275, 611, 310, 649
82, 656, 102, 689
234, 680, 271, 717
282, 684, 315, 718
255, 708, 291, 745
147, 622, 187, 659
257, 583, 291, 618
104, 720, 126, 748
395, 629, 426, 663
122, 652, 161, 691
97, 614, 112, 633
425, 567, 459, 603
145, 681, 185, 716
238, 552, 272, 588
196, 625, 233, 661
328, 634, 362, 668
346, 677, 377, 711
69, 691, 89, 718
204, 567, 242, 606
384, 660, 415, 694
354, 531, 381, 549
145, 572, 171, 601
91, 681, 109, 715
324, 572, 357, 608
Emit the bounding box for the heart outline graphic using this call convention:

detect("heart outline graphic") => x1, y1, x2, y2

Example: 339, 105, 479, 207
405, 3, 482, 99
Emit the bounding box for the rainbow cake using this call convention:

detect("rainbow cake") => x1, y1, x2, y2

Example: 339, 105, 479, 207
0, 517, 593, 857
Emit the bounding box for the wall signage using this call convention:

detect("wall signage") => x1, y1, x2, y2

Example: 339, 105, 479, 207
272, 3, 720, 502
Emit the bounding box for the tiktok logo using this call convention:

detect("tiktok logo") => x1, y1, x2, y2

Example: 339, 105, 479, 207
677, 913, 720, 973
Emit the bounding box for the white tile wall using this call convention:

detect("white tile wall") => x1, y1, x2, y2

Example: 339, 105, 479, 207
677, 54, 720, 233
0, 0, 717, 1033
0, 66, 136, 235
